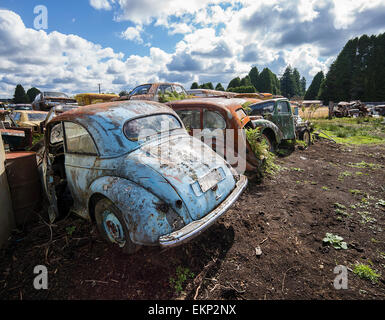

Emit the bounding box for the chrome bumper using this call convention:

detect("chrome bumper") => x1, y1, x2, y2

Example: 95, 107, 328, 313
159, 174, 248, 248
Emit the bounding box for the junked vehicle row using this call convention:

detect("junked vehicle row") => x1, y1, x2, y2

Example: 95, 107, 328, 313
1, 82, 313, 254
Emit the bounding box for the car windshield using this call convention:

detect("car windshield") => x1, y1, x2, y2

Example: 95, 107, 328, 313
129, 85, 151, 96
28, 113, 47, 121
44, 92, 68, 98
124, 114, 182, 141
250, 101, 275, 116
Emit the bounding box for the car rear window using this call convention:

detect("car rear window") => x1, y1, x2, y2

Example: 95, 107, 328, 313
28, 113, 47, 121
123, 114, 182, 141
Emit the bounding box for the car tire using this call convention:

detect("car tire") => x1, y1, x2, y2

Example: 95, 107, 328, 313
301, 130, 311, 147
261, 133, 275, 153
94, 198, 141, 254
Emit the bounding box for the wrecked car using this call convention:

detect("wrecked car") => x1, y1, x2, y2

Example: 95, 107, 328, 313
247, 98, 305, 151
167, 97, 265, 172
333, 101, 369, 118
187, 89, 236, 98
118, 83, 188, 102
42, 100, 247, 253
32, 91, 77, 111
12, 110, 48, 133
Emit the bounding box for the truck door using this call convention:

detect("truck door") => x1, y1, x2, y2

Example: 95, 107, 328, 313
275, 100, 295, 140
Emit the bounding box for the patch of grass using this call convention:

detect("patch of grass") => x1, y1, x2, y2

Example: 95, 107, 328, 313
338, 171, 352, 180
348, 161, 382, 169
353, 263, 381, 284
65, 226, 76, 236
312, 118, 385, 145
322, 186, 330, 191
357, 211, 376, 224
292, 167, 304, 172
322, 233, 348, 250
334, 203, 347, 210
349, 189, 362, 195
376, 199, 385, 207
246, 127, 280, 177
169, 266, 195, 294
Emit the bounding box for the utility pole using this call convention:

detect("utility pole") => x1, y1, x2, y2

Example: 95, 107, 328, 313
98, 84, 101, 94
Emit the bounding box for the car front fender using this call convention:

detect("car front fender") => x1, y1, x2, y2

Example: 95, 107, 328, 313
251, 119, 283, 144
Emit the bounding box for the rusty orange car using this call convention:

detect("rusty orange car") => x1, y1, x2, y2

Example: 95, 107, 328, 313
166, 97, 263, 172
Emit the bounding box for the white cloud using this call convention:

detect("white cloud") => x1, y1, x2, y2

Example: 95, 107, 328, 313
89, 0, 114, 11
0, 10, 173, 97
120, 25, 143, 43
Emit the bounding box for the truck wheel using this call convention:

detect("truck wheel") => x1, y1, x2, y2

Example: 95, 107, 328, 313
301, 130, 311, 147
95, 198, 141, 254
261, 133, 274, 152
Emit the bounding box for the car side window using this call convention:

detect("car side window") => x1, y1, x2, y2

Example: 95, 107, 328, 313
50, 123, 64, 144
176, 110, 201, 129
277, 101, 290, 114
203, 110, 226, 129
64, 122, 98, 155
34, 94, 41, 102
13, 112, 21, 121
173, 85, 185, 94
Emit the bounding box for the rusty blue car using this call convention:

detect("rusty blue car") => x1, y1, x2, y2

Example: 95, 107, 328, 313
42, 100, 247, 253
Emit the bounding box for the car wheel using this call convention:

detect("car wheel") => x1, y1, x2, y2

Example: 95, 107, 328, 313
94, 198, 141, 254
261, 133, 274, 152
301, 130, 311, 147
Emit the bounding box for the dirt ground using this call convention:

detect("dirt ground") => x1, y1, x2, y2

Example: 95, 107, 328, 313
1, 139, 384, 300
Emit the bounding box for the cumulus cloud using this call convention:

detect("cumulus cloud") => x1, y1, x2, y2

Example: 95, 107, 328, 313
0, 9, 173, 97
120, 25, 143, 43
89, 0, 114, 11
2, 0, 385, 97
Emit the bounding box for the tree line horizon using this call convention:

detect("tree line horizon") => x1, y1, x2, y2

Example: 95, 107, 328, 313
9, 33, 385, 104
191, 32, 385, 103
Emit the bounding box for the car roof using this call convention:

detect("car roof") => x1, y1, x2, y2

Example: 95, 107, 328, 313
250, 98, 288, 105
49, 100, 180, 157
15, 110, 47, 114
167, 97, 251, 111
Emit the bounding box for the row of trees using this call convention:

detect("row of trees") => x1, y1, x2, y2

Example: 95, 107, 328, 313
319, 33, 385, 103
190, 82, 225, 91
191, 66, 308, 99
12, 84, 40, 104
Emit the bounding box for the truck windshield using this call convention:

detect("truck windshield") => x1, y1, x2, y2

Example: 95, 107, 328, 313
123, 114, 182, 141
250, 101, 275, 116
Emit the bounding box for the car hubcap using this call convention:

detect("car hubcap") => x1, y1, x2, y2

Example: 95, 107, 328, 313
103, 211, 126, 247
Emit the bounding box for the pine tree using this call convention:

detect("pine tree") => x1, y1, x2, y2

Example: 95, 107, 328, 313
227, 77, 241, 89
215, 83, 224, 91
248, 67, 259, 90
304, 71, 324, 100
13, 84, 29, 104
26, 87, 41, 103
280, 66, 296, 98
293, 68, 301, 96
240, 75, 252, 87
191, 82, 199, 89
300, 77, 306, 96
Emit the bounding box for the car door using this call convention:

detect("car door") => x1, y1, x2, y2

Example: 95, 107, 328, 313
62, 121, 99, 215
274, 100, 295, 140
174, 109, 201, 135
42, 122, 64, 222
202, 109, 227, 157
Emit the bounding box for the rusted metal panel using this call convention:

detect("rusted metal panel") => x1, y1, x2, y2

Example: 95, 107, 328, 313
5, 151, 42, 226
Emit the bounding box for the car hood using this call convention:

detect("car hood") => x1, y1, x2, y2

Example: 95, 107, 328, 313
127, 134, 236, 221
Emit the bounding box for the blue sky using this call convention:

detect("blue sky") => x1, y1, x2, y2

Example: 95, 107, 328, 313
1, 0, 385, 98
